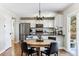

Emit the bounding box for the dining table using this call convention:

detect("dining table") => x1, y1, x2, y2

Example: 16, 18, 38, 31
24, 39, 56, 56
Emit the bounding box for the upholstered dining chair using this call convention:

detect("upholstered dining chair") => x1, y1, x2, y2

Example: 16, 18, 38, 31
21, 42, 37, 56
41, 42, 58, 56
45, 37, 56, 50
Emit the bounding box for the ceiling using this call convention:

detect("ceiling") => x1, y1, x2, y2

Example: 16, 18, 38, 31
0, 3, 72, 17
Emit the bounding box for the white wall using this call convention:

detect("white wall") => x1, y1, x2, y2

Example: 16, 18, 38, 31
0, 6, 19, 54
0, 15, 5, 53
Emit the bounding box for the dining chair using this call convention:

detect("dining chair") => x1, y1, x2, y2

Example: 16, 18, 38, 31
41, 42, 58, 56
21, 42, 37, 56
45, 37, 56, 50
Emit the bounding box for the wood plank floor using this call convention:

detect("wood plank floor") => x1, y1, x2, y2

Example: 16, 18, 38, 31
0, 42, 72, 56
13, 43, 72, 56
0, 47, 12, 56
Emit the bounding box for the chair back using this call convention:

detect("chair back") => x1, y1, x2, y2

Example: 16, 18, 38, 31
49, 42, 58, 54
48, 37, 56, 40
21, 42, 28, 52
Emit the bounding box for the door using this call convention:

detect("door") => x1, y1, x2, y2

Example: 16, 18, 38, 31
11, 19, 15, 41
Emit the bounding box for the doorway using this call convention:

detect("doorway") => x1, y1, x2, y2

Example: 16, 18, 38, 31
67, 14, 77, 56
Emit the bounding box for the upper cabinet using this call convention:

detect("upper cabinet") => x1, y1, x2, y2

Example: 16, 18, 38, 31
19, 13, 64, 31
55, 14, 64, 27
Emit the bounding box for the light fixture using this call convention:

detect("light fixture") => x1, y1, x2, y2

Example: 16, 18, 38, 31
20, 3, 55, 20
36, 3, 44, 20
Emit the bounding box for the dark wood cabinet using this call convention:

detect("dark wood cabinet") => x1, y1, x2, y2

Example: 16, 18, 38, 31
19, 23, 30, 41
36, 24, 43, 33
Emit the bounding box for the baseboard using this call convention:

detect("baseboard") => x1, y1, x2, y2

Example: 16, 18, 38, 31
59, 47, 64, 49
59, 49, 65, 51
0, 47, 11, 55
63, 48, 74, 56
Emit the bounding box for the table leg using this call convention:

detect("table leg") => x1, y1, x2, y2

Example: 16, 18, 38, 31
36, 47, 41, 56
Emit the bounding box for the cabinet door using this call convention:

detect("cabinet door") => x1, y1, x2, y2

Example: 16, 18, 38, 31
25, 23, 30, 35
19, 23, 30, 41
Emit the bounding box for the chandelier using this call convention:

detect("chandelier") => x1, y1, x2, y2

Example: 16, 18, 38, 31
36, 3, 44, 20
20, 3, 55, 20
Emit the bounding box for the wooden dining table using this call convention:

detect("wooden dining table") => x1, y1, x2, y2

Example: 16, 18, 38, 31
24, 39, 56, 56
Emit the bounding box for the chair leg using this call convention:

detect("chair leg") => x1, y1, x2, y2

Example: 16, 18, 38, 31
41, 52, 42, 56
54, 53, 56, 56
28, 54, 29, 56
28, 53, 29, 56
56, 52, 58, 56
54, 52, 58, 56
25, 53, 28, 56
48, 54, 50, 56
21, 50, 23, 56
26, 52, 29, 56
31, 54, 32, 56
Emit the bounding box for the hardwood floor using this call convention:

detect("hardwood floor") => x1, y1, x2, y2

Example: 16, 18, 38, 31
14, 43, 21, 56
0, 47, 12, 56
0, 41, 72, 56
13, 43, 72, 56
